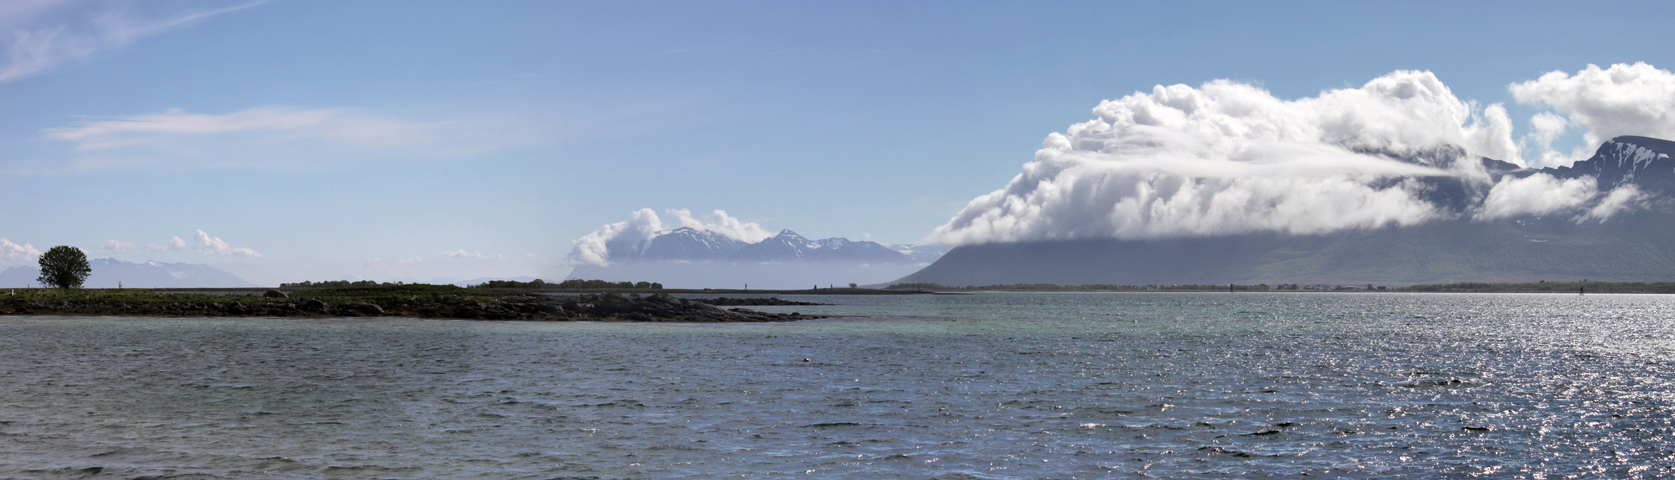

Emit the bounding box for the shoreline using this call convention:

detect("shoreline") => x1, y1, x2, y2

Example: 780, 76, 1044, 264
0, 287, 829, 322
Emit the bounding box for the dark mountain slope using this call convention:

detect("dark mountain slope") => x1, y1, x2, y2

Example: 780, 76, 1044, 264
898, 136, 1675, 286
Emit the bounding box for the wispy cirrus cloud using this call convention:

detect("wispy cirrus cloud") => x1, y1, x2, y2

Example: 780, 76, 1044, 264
45, 106, 436, 148
0, 0, 264, 83
43, 105, 445, 169
25, 104, 548, 174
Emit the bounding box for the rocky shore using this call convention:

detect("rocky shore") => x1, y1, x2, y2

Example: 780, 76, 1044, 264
692, 296, 826, 307
0, 289, 825, 322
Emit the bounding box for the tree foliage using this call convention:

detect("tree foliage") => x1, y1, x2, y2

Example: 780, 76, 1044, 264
37, 246, 91, 289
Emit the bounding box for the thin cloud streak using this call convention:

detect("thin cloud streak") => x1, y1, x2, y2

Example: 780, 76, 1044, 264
0, 0, 265, 83
23, 104, 554, 175
45, 106, 439, 150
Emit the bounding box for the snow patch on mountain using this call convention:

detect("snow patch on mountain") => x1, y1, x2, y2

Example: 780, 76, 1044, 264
568, 212, 942, 267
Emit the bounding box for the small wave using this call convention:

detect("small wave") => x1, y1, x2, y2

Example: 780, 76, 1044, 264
803, 422, 862, 428
576, 400, 646, 408
321, 464, 422, 472
1399, 378, 1473, 388
1197, 446, 1270, 458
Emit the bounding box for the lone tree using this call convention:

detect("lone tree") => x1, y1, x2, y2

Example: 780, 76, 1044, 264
37, 246, 91, 289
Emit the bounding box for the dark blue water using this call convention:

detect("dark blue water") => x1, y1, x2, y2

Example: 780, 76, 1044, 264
0, 292, 1672, 478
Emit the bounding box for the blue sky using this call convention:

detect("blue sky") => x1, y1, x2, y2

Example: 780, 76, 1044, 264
3, 0, 1673, 284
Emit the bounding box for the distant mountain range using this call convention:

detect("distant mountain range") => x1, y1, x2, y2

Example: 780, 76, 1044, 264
0, 258, 257, 288
898, 136, 1675, 286
571, 228, 947, 289
606, 228, 943, 265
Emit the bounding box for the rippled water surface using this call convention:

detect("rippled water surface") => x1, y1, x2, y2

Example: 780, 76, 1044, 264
2, 292, 1675, 478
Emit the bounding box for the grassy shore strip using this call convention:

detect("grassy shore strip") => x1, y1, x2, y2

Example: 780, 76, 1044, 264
0, 285, 825, 322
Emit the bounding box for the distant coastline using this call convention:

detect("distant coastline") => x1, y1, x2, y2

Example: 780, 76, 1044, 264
0, 285, 833, 322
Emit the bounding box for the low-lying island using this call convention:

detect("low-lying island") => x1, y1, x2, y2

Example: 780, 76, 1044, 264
0, 286, 827, 322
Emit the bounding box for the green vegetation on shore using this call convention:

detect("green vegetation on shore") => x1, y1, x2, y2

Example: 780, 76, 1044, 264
0, 284, 817, 321
36, 246, 91, 289
1, 284, 503, 311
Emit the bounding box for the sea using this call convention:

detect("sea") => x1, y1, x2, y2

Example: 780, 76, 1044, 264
0, 292, 1672, 479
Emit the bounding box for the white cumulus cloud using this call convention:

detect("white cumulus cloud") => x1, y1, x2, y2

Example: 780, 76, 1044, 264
1511, 63, 1675, 165
567, 208, 773, 266
1582, 184, 1646, 222
568, 209, 664, 267
932, 66, 1675, 246
99, 239, 136, 253
931, 71, 1514, 246
667, 209, 773, 243
194, 229, 261, 257
100, 235, 187, 254
1475, 173, 1597, 220
148, 236, 186, 251
1, 238, 41, 262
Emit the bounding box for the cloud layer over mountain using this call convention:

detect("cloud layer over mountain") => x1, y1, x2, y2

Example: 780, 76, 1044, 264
930, 64, 1672, 247
569, 209, 773, 266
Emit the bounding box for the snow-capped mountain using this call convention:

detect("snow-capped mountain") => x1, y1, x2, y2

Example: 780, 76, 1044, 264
603, 228, 935, 265
727, 229, 915, 263
629, 227, 747, 262
0, 258, 257, 288
1551, 135, 1675, 191
570, 226, 946, 289
731, 229, 824, 262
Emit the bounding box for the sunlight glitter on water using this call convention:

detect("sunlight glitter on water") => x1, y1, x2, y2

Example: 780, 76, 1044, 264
0, 292, 1672, 478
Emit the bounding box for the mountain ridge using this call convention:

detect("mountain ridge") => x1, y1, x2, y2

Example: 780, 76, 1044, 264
570, 227, 948, 289
0, 258, 257, 288
897, 135, 1675, 286
600, 228, 941, 266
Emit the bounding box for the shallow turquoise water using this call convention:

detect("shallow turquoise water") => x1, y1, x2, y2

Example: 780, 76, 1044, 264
0, 292, 1672, 478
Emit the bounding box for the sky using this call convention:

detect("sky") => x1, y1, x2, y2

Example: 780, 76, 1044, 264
3, 0, 1675, 285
